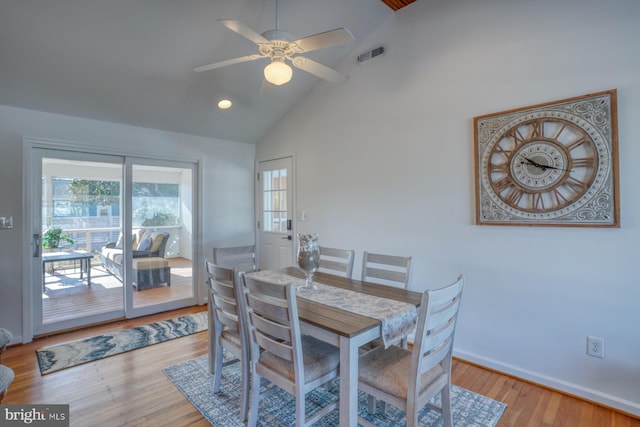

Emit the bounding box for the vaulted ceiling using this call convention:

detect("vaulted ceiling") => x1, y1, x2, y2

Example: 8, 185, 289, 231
0, 0, 414, 144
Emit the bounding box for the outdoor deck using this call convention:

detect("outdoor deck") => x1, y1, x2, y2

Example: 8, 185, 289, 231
42, 257, 194, 325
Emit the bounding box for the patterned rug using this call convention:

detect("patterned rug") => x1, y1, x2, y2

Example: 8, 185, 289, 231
164, 355, 507, 426
36, 311, 208, 375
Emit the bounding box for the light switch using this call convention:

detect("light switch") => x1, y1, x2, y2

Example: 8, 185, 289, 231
0, 216, 13, 229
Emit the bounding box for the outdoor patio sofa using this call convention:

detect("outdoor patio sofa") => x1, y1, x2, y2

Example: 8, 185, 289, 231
100, 229, 171, 291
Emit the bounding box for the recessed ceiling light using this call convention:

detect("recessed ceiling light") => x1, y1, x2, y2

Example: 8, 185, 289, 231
217, 99, 232, 109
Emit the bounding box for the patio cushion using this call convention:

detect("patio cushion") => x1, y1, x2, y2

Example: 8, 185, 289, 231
132, 257, 169, 271
102, 247, 123, 264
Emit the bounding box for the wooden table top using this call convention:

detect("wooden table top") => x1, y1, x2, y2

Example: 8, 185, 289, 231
280, 266, 422, 339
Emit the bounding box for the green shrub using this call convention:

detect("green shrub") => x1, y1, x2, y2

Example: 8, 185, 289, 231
142, 213, 178, 226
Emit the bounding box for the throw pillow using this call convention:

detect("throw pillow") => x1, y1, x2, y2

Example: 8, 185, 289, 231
115, 233, 124, 249
149, 232, 166, 254
137, 237, 152, 252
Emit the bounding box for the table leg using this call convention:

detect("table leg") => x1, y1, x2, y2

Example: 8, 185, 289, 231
86, 258, 91, 286
339, 335, 360, 427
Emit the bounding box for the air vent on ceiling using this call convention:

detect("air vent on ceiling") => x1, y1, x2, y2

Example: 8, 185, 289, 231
357, 46, 385, 64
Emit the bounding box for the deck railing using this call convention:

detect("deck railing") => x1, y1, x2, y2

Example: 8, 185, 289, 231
52, 226, 183, 257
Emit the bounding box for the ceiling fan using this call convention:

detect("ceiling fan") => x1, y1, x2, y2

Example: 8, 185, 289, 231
193, 0, 355, 86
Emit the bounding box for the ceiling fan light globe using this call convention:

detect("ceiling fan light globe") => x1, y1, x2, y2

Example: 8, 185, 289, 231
264, 61, 293, 85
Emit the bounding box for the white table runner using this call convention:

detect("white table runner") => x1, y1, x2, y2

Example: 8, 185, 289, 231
244, 270, 417, 347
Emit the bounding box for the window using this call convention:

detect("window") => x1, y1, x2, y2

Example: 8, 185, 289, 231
262, 169, 287, 232
132, 182, 180, 227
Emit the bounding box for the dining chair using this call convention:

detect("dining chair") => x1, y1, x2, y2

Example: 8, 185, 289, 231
357, 274, 465, 427
213, 245, 256, 272
205, 260, 250, 422
0, 364, 14, 403
318, 246, 355, 279
241, 273, 340, 427
361, 251, 412, 289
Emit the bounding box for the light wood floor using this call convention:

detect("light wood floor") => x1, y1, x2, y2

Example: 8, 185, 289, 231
42, 258, 194, 325
3, 306, 639, 427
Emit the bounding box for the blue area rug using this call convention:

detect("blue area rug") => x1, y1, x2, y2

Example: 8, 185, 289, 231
164, 354, 507, 426
36, 311, 208, 375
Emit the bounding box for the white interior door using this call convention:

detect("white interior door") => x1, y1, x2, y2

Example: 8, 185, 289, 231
257, 157, 294, 270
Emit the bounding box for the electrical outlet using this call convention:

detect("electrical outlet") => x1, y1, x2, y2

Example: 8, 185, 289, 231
0, 216, 13, 229
587, 336, 605, 358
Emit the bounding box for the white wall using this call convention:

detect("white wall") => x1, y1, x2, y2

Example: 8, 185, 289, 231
257, 0, 640, 415
0, 105, 255, 342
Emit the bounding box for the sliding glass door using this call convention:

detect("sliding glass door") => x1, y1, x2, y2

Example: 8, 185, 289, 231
34, 150, 125, 334
31, 148, 197, 335
127, 159, 195, 316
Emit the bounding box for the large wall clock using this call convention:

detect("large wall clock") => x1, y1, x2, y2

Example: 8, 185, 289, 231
474, 89, 619, 227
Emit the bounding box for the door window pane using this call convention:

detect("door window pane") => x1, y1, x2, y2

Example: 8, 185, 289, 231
263, 168, 287, 232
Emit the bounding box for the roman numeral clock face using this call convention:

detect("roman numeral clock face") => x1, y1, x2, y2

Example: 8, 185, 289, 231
474, 91, 619, 226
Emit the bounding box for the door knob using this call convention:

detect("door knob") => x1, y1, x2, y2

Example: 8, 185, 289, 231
33, 233, 42, 257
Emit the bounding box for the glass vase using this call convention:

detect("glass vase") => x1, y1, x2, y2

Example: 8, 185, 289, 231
297, 233, 319, 289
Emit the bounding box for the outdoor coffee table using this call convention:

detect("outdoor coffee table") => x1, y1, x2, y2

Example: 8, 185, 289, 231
42, 250, 93, 292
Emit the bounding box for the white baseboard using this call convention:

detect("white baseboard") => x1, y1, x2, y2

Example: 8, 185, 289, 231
454, 349, 640, 417
9, 335, 23, 346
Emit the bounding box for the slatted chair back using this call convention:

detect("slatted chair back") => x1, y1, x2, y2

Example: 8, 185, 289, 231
361, 251, 412, 289
242, 275, 300, 373
412, 274, 464, 390
213, 245, 256, 272
206, 261, 243, 337
205, 260, 250, 422
318, 246, 355, 279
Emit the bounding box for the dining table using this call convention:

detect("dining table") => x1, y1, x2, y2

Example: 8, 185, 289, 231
245, 267, 422, 427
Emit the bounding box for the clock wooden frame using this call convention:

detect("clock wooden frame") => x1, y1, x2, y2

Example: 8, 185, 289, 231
474, 90, 619, 227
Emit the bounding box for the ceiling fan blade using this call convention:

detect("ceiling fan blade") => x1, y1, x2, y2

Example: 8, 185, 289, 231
292, 28, 354, 53
291, 56, 348, 84
218, 19, 270, 45
193, 54, 263, 72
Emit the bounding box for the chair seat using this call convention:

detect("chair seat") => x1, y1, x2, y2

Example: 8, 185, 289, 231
257, 335, 340, 383
132, 257, 169, 270
359, 345, 447, 401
